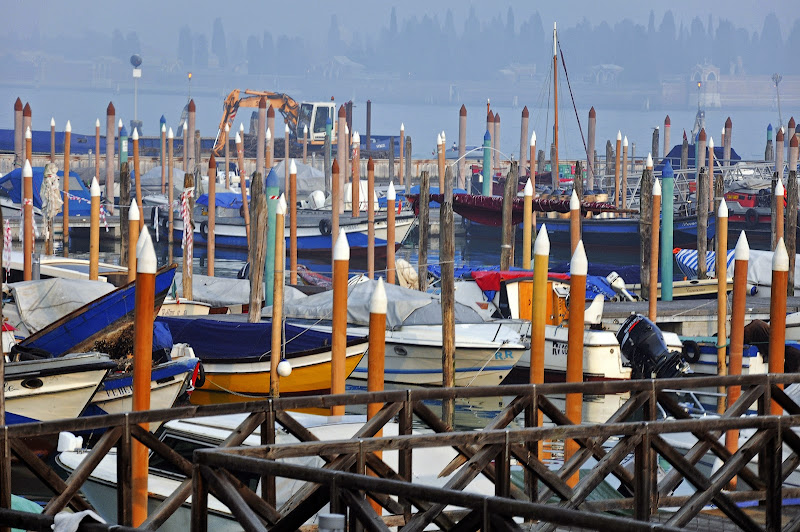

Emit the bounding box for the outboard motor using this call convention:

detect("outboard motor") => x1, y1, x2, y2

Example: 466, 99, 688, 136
616, 314, 690, 379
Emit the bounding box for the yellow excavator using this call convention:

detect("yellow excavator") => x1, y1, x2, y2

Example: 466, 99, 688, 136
212, 89, 338, 155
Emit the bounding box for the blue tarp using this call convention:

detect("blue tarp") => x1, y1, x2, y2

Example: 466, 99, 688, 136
0, 167, 92, 216
197, 192, 247, 210
0, 128, 201, 156
156, 316, 360, 360
655, 144, 741, 174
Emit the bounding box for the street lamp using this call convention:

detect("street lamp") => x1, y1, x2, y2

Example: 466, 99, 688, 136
773, 73, 784, 130
130, 54, 142, 135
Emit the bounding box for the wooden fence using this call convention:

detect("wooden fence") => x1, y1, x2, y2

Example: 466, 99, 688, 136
3, 374, 800, 531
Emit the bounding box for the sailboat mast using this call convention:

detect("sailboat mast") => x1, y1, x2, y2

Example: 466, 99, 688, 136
552, 22, 559, 190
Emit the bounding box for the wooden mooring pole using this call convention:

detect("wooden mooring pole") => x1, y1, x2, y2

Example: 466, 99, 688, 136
62, 121, 71, 255
133, 129, 144, 227
331, 229, 350, 416
94, 118, 100, 189
367, 158, 375, 279
441, 165, 456, 427
270, 196, 287, 397
207, 154, 216, 277
105, 103, 115, 214
168, 128, 175, 264
418, 171, 430, 290
500, 163, 517, 270
522, 179, 533, 269
289, 160, 298, 285
182, 171, 194, 300
247, 173, 266, 323
697, 166, 709, 280
716, 200, 729, 382
131, 227, 156, 527
775, 178, 785, 244
638, 157, 653, 295
648, 178, 661, 321
352, 132, 360, 218
88, 177, 100, 280
236, 132, 251, 247
161, 123, 167, 194
569, 189, 581, 255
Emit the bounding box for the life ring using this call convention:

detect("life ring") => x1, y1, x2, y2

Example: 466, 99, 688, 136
199, 221, 209, 240
681, 340, 702, 364
319, 218, 332, 236
744, 209, 759, 228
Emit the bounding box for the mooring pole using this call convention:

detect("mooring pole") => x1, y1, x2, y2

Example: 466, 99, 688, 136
236, 132, 251, 247
22, 161, 33, 281
132, 128, 144, 227
386, 182, 396, 284
769, 238, 789, 416
131, 227, 156, 527
270, 196, 287, 397
565, 240, 587, 487
128, 199, 139, 283
289, 160, 298, 285
331, 229, 350, 416
648, 178, 661, 321
726, 231, 749, 487
207, 154, 216, 277
63, 121, 72, 255
660, 160, 675, 301
168, 128, 175, 264
570, 189, 581, 255
522, 179, 533, 269
367, 158, 375, 279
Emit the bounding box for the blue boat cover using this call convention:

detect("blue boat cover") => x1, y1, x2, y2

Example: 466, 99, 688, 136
156, 316, 360, 360
655, 145, 741, 174
0, 167, 92, 215
197, 192, 247, 210
152, 320, 173, 352
674, 248, 736, 279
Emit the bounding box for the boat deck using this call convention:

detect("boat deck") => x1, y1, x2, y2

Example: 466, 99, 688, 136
603, 296, 800, 336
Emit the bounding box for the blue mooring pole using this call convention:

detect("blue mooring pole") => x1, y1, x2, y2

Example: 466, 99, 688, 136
660, 160, 674, 301
482, 130, 492, 196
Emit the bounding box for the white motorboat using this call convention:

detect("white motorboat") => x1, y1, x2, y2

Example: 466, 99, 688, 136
57, 412, 495, 530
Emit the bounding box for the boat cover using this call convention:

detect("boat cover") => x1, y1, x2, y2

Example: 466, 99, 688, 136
156, 316, 357, 359
197, 192, 246, 210
277, 279, 486, 329
0, 167, 91, 216
8, 278, 114, 334
656, 145, 741, 174
673, 247, 800, 290
271, 160, 325, 195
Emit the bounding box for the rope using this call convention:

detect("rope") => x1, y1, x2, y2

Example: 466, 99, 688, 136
559, 43, 592, 179
464, 340, 512, 388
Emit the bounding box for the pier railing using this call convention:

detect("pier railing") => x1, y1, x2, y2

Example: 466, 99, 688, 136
4, 373, 800, 531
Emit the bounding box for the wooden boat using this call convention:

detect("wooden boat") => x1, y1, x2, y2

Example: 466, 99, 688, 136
156, 315, 367, 398
3, 352, 116, 424
16, 265, 177, 357
156, 192, 415, 262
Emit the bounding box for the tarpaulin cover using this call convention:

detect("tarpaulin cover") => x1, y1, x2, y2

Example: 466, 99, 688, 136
278, 279, 486, 329
156, 315, 358, 360
0, 167, 91, 215
197, 192, 246, 210
471, 271, 533, 292
152, 320, 173, 353
656, 145, 741, 174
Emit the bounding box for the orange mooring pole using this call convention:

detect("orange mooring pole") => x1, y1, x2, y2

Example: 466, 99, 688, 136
531, 226, 549, 457
207, 154, 217, 277
131, 227, 156, 526
128, 199, 140, 283
352, 131, 361, 218
270, 195, 287, 397
22, 161, 33, 281
386, 182, 396, 284
725, 230, 749, 488
89, 177, 100, 280
716, 200, 729, 379
236, 131, 251, 247
770, 237, 789, 416
649, 178, 662, 321
367, 277, 387, 513
331, 228, 350, 416
565, 240, 587, 488
63, 121, 72, 255
776, 178, 785, 243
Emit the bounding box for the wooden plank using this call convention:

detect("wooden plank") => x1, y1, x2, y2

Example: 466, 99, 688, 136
191, 464, 208, 532
340, 489, 391, 532
117, 418, 132, 526
199, 465, 265, 532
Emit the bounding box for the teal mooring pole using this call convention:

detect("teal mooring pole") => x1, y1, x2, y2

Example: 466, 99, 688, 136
660, 160, 674, 301
265, 169, 280, 306
482, 130, 492, 196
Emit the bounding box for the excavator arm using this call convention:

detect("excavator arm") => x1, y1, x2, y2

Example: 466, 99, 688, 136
212, 89, 302, 155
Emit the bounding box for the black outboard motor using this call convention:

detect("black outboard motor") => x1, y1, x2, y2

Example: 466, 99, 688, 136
616, 314, 690, 379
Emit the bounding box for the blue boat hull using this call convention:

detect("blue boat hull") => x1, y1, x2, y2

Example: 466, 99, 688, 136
19, 266, 177, 357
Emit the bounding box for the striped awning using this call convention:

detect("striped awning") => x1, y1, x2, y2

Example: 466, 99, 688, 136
673, 248, 736, 280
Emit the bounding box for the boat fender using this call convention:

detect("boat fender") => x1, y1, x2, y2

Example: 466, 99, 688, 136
319, 218, 332, 236
199, 221, 209, 240
681, 340, 702, 364
193, 362, 206, 388
744, 209, 759, 228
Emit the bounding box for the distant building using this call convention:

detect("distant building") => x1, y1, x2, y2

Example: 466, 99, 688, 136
589, 64, 623, 86
690, 63, 721, 108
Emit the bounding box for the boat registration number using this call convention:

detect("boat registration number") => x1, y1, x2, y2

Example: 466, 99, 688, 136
553, 342, 568, 357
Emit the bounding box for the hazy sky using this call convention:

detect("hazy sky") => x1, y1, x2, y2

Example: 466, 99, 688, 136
9, 0, 798, 53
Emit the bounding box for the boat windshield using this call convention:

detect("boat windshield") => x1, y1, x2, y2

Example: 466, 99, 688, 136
150, 433, 260, 490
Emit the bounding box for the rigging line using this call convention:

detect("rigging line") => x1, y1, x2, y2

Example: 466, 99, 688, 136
558, 41, 594, 180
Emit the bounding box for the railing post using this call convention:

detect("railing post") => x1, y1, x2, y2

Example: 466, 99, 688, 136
759, 376, 771, 482
495, 430, 510, 499
117, 414, 132, 526
765, 417, 783, 532
399, 391, 413, 522
263, 400, 276, 508
0, 426, 10, 532
191, 463, 208, 532
525, 385, 539, 503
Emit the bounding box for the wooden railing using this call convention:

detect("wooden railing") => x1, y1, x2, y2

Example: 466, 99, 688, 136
3, 373, 800, 531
